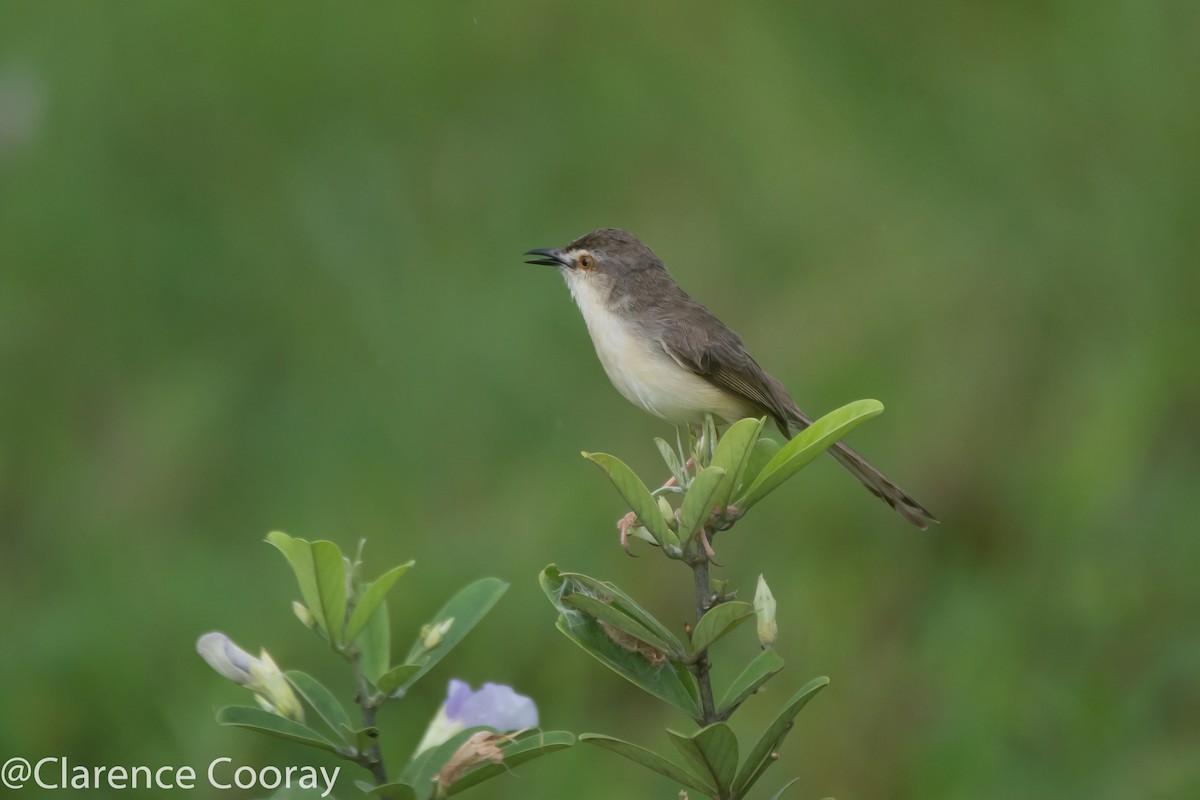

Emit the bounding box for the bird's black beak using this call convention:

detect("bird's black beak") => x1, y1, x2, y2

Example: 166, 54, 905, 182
524, 247, 570, 267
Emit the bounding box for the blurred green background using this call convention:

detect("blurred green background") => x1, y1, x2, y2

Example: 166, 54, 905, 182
2, 2, 1197, 798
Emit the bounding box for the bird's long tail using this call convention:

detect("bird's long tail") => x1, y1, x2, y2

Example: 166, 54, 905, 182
786, 411, 937, 530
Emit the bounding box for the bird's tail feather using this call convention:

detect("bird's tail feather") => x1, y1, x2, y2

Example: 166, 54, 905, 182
785, 412, 937, 530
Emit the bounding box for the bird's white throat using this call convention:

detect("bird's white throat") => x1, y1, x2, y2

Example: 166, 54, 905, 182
561, 269, 750, 424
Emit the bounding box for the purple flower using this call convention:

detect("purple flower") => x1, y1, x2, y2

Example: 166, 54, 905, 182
414, 679, 538, 755
443, 679, 539, 729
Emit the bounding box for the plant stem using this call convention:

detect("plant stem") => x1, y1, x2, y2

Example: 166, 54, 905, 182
354, 659, 388, 785
691, 546, 718, 726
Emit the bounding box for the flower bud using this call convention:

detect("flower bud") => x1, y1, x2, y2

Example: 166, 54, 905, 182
292, 601, 315, 629
657, 496, 675, 527
753, 575, 777, 648
196, 632, 304, 722
419, 617, 455, 652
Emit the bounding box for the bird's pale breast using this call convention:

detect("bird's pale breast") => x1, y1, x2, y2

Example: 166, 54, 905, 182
565, 272, 751, 424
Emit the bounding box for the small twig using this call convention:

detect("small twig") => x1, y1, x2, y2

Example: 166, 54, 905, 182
353, 658, 389, 785
690, 555, 718, 725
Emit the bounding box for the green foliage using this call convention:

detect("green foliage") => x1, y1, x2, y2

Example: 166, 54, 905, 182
584, 402, 881, 564
285, 670, 355, 746
542, 566, 700, 717
690, 601, 754, 659
708, 418, 767, 512
207, 535, 572, 798
265, 532, 347, 648
741, 438, 783, 494
346, 563, 414, 645
575, 676, 829, 800
399, 577, 509, 695
376, 664, 422, 697
561, 592, 680, 657
766, 778, 803, 800
679, 466, 727, 540
357, 586, 394, 686
547, 409, 879, 797
540, 567, 688, 655
717, 649, 786, 718
361, 783, 418, 800
668, 723, 740, 797
578, 734, 716, 795
735, 400, 884, 511
733, 677, 830, 797
216, 706, 344, 755
583, 451, 678, 549
654, 437, 688, 487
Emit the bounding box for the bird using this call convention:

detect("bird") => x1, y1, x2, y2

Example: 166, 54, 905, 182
525, 227, 936, 529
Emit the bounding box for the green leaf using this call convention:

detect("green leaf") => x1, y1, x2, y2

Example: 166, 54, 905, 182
562, 592, 681, 658
766, 777, 802, 800
284, 671, 353, 744
699, 413, 718, 465
310, 540, 348, 645
717, 648, 785, 716
540, 567, 687, 655
339, 724, 382, 754
376, 663, 421, 697
736, 400, 884, 511
683, 424, 700, 464
362, 781, 418, 800
740, 437, 782, 496
678, 466, 726, 540
400, 577, 508, 691
541, 568, 700, 715
583, 452, 675, 547
445, 730, 576, 795
667, 723, 738, 795
265, 533, 349, 647
733, 676, 829, 797
693, 724, 739, 793
654, 437, 688, 486
357, 592, 391, 685
709, 417, 765, 511
215, 705, 342, 755
345, 561, 414, 645
690, 601, 754, 657
580, 734, 714, 795
554, 613, 700, 717
266, 532, 327, 635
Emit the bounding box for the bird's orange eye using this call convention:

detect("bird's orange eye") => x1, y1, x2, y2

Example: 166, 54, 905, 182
578, 254, 593, 270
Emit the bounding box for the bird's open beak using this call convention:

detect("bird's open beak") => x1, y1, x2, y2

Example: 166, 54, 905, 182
524, 247, 570, 267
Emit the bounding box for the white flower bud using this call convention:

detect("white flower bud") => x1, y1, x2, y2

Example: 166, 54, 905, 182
420, 617, 455, 651
753, 575, 777, 649
196, 632, 304, 722
292, 601, 314, 628
657, 496, 675, 526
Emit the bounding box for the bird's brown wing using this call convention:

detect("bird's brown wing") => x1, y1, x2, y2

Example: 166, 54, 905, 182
659, 310, 937, 529
659, 323, 796, 433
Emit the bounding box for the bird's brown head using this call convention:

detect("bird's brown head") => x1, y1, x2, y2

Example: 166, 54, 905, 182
523, 228, 664, 283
